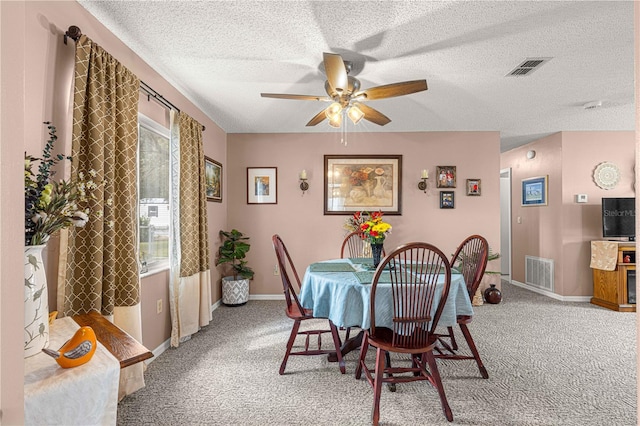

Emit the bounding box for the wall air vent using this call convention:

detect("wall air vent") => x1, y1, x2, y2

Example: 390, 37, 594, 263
525, 255, 554, 291
506, 57, 552, 77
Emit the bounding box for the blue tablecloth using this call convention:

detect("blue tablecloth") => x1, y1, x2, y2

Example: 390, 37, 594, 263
299, 258, 473, 330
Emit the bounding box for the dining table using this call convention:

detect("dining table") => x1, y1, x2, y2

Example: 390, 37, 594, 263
299, 257, 474, 359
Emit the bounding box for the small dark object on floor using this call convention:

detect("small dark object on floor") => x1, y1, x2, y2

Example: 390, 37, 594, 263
484, 284, 502, 304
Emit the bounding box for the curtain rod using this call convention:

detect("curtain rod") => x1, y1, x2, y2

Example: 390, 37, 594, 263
64, 25, 205, 132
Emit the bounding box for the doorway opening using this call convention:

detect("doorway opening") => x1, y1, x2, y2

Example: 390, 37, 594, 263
500, 168, 512, 281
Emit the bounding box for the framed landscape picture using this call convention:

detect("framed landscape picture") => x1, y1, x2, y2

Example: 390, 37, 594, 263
204, 156, 222, 202
466, 178, 481, 196
521, 175, 548, 206
247, 167, 277, 204
436, 166, 456, 188
324, 155, 402, 215
440, 191, 455, 209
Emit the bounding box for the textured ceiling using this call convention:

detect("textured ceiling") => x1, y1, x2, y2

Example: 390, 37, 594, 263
77, 0, 635, 152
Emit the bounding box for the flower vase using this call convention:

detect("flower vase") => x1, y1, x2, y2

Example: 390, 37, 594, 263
371, 243, 384, 269
484, 283, 503, 304
24, 244, 49, 358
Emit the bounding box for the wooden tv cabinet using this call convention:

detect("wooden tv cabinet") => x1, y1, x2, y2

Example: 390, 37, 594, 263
591, 243, 636, 312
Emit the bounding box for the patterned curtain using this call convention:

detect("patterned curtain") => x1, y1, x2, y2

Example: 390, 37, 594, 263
59, 34, 144, 398
169, 111, 212, 347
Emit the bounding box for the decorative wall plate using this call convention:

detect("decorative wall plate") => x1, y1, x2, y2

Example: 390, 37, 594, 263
593, 162, 620, 190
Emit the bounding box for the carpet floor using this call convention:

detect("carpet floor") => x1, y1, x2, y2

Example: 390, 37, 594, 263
117, 282, 637, 425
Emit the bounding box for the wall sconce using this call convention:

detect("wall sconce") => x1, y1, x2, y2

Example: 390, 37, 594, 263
526, 150, 536, 159
299, 170, 309, 194
418, 169, 429, 192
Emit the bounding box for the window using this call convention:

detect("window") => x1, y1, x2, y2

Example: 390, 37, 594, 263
138, 115, 171, 273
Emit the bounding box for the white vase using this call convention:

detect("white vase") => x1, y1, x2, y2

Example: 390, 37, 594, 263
24, 244, 50, 358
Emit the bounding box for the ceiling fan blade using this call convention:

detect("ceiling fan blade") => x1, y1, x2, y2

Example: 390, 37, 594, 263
357, 79, 428, 101
306, 108, 328, 126
323, 52, 348, 94
355, 102, 391, 126
261, 93, 330, 101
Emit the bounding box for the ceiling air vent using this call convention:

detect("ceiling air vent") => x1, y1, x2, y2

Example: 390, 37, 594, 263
506, 57, 552, 77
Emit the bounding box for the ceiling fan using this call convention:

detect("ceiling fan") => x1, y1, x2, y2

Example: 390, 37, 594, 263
261, 52, 428, 127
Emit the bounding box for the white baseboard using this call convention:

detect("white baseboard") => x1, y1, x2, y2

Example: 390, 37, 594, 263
211, 299, 222, 312
249, 294, 284, 301
147, 339, 170, 365
510, 280, 592, 302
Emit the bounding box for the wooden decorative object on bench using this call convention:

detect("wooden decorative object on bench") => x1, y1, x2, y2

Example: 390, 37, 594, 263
73, 310, 153, 368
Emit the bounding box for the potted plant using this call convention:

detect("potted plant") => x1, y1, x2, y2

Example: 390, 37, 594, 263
216, 229, 254, 306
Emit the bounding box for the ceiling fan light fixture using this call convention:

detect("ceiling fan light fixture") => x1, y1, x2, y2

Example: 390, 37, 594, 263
325, 102, 343, 121
328, 113, 342, 128
347, 105, 364, 124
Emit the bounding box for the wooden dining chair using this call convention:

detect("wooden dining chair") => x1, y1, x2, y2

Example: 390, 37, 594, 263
355, 242, 454, 424
435, 234, 489, 379
271, 234, 345, 375
340, 231, 386, 259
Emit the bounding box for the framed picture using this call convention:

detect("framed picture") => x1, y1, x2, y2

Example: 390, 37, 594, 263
324, 155, 402, 215
466, 178, 481, 196
440, 191, 455, 209
436, 166, 456, 188
204, 156, 222, 202
521, 175, 548, 206
247, 167, 277, 204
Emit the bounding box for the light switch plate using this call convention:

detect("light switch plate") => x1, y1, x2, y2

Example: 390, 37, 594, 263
576, 194, 588, 203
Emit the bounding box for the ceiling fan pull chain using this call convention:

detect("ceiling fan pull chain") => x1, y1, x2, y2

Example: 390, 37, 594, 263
341, 114, 347, 146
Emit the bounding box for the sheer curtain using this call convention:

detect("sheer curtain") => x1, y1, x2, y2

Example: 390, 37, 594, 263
58, 34, 144, 398
169, 111, 212, 347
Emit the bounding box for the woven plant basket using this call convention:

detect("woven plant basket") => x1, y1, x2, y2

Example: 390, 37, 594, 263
472, 287, 484, 306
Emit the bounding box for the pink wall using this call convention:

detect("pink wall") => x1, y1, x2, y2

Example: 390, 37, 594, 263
501, 131, 635, 297
139, 270, 171, 351
561, 132, 635, 296
228, 131, 502, 295
1, 2, 28, 423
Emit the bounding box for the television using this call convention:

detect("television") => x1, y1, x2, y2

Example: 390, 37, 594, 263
602, 197, 636, 241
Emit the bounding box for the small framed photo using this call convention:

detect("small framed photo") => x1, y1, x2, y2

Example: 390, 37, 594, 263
436, 166, 456, 188
204, 156, 222, 202
440, 191, 455, 209
247, 167, 277, 204
466, 178, 481, 196
521, 175, 548, 206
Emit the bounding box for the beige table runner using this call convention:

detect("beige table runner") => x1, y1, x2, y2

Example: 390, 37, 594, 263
590, 241, 618, 271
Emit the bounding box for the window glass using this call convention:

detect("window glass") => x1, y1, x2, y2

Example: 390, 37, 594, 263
138, 115, 170, 273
